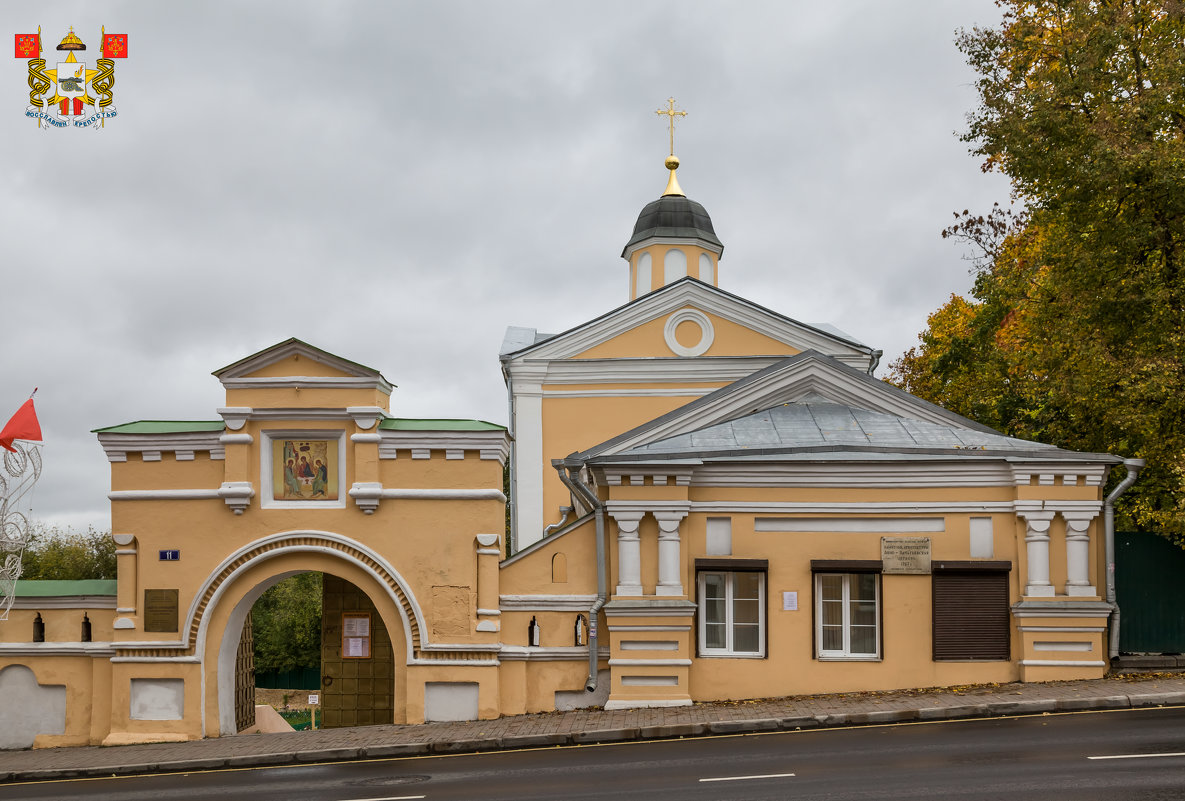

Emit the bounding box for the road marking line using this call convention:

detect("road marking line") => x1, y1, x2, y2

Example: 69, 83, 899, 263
699, 772, 796, 783
337, 795, 426, 800
1089, 752, 1185, 761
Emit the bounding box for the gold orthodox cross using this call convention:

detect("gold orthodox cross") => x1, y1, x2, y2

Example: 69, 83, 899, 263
656, 97, 687, 156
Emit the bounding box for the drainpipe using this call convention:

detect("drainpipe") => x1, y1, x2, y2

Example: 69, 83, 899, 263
1105, 458, 1144, 660
543, 507, 573, 537
555, 462, 606, 693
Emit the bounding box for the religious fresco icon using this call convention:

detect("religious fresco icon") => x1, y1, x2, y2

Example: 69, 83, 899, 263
15, 26, 128, 130
273, 439, 337, 501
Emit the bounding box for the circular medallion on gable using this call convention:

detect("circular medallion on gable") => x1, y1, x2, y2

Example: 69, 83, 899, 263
663, 308, 714, 357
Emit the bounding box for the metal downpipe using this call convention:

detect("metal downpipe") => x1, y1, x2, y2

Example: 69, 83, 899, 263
555, 463, 606, 693
1105, 458, 1144, 660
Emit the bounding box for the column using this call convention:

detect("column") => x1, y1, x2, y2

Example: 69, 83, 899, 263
1018, 510, 1055, 597
113, 533, 137, 630
1061, 512, 1099, 596
653, 510, 688, 597
612, 511, 645, 596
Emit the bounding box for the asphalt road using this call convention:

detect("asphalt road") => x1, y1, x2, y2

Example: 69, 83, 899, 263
7, 707, 1185, 801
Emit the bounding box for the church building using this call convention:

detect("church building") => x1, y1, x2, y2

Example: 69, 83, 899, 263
0, 133, 1131, 748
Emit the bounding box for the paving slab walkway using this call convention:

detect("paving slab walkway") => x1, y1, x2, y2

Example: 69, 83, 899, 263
3, 672, 1185, 782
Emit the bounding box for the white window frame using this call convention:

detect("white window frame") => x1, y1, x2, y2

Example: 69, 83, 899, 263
815, 572, 881, 660
697, 570, 766, 658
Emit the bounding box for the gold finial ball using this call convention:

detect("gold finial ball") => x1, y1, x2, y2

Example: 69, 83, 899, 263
665, 155, 680, 170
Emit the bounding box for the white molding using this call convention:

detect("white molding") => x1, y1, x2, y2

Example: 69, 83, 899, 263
9, 597, 115, 609
113, 533, 135, 546
377, 488, 505, 501
220, 376, 392, 392
623, 235, 724, 262
543, 388, 715, 398
663, 308, 715, 358
259, 430, 347, 510
217, 408, 252, 430
499, 645, 609, 662
347, 406, 386, 430
0, 643, 116, 657
606, 624, 691, 631
755, 517, 945, 533
608, 658, 692, 666
351, 433, 382, 444
111, 656, 202, 663
690, 500, 1018, 514
1017, 626, 1106, 632
604, 698, 691, 709
110, 489, 221, 501
687, 463, 1019, 488
499, 594, 599, 611
220, 433, 253, 445
1019, 659, 1107, 667
516, 355, 790, 385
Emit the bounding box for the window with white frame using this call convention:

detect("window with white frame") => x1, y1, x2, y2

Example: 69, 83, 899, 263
698, 570, 765, 657
815, 572, 880, 659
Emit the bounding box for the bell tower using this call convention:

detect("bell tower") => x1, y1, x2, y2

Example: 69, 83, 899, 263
622, 98, 724, 300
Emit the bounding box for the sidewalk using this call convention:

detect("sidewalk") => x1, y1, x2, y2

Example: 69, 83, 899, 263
3, 672, 1185, 783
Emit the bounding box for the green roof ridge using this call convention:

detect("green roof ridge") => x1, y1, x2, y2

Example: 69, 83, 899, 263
379, 418, 505, 431
92, 421, 225, 434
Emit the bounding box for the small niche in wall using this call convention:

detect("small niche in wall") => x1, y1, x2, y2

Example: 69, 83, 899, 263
552, 553, 568, 583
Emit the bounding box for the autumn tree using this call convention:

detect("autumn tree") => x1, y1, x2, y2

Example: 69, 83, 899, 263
892, 0, 1185, 540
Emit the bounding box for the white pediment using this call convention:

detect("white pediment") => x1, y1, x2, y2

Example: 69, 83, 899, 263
214, 338, 393, 392
501, 279, 877, 370
578, 351, 1000, 459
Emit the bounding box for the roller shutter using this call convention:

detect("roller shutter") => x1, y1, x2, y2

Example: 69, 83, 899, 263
932, 568, 1010, 661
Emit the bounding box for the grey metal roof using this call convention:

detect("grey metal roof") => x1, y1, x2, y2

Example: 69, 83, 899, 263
602, 394, 1117, 463
622, 195, 723, 256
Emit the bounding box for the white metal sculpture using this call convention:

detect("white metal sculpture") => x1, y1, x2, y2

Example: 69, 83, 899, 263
0, 442, 42, 620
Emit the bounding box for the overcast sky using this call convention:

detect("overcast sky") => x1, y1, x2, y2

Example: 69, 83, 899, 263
3, 1, 1012, 533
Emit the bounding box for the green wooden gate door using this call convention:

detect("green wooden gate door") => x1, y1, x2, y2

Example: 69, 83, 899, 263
1116, 532, 1185, 654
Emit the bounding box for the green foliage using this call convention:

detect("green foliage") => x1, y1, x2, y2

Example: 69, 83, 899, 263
251, 572, 322, 674
20, 525, 116, 580
892, 1, 1185, 541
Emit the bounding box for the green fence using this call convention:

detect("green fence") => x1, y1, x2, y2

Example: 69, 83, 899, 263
255, 666, 321, 690
1116, 531, 1185, 654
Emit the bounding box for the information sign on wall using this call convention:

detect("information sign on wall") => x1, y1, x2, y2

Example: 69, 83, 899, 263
143, 588, 180, 632
342, 612, 371, 659
881, 537, 932, 574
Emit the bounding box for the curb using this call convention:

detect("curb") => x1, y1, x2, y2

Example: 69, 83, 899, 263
6, 691, 1185, 783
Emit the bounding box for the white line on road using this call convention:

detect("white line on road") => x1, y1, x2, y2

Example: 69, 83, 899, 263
699, 772, 796, 783
1088, 752, 1185, 761
336, 795, 426, 801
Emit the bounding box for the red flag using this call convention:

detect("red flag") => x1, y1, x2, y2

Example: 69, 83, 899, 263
0, 398, 41, 452
101, 33, 128, 58
14, 33, 39, 58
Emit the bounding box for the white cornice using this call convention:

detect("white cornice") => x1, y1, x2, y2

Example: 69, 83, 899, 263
0, 642, 116, 656
220, 376, 393, 393
378, 430, 510, 463
97, 431, 225, 463
622, 235, 724, 261
500, 645, 609, 662
687, 462, 1018, 488
499, 594, 599, 611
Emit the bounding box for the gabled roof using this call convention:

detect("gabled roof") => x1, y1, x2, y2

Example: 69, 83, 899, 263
565, 350, 1119, 465
500, 278, 877, 370
213, 338, 394, 394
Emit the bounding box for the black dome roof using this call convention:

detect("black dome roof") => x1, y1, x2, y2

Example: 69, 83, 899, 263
622, 195, 723, 257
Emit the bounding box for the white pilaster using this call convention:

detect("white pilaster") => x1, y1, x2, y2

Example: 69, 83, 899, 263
653, 510, 688, 597
612, 511, 646, 596
1018, 510, 1056, 597
1061, 511, 1099, 596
